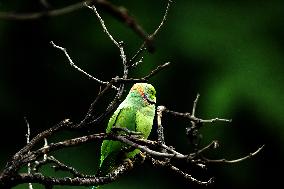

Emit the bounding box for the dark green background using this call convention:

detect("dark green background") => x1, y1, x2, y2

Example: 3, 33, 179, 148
1, 0, 283, 188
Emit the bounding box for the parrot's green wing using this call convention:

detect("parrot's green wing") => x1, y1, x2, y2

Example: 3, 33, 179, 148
99, 105, 137, 176
125, 105, 155, 158
135, 104, 155, 139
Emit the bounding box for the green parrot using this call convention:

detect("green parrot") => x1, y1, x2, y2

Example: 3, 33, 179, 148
98, 83, 156, 177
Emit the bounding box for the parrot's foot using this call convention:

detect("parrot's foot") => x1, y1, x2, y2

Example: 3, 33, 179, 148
138, 151, 147, 163
133, 151, 147, 164
123, 158, 134, 169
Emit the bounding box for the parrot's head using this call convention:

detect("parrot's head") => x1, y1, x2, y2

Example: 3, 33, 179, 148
130, 83, 156, 105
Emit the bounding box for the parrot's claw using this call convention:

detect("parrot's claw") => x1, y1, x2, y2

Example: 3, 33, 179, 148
137, 151, 147, 163
123, 158, 134, 169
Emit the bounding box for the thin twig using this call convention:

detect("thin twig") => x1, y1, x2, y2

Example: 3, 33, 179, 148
43, 138, 48, 160
4, 119, 72, 175
187, 94, 201, 146
50, 156, 84, 177
164, 108, 232, 124
150, 158, 213, 185
188, 140, 219, 161
201, 118, 232, 123
112, 77, 147, 83
112, 62, 171, 83
25, 117, 31, 145
192, 93, 200, 117
35, 156, 89, 178
129, 55, 145, 69
24, 117, 33, 189
196, 140, 219, 155
85, 3, 129, 117
50, 41, 118, 90
0, 0, 91, 20
87, 80, 125, 126
129, 0, 172, 67
93, 0, 152, 49
142, 62, 171, 80
86, 4, 128, 74
86, 3, 130, 130
78, 80, 115, 127
151, 0, 173, 38
203, 145, 265, 163
157, 106, 166, 146
129, 47, 147, 67
85, 4, 119, 46
169, 164, 213, 185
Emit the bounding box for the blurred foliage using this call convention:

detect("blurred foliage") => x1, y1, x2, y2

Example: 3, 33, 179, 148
0, 0, 283, 189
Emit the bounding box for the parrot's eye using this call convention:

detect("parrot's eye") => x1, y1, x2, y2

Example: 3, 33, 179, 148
147, 87, 155, 96
148, 89, 154, 96
143, 86, 156, 104
152, 89, 156, 96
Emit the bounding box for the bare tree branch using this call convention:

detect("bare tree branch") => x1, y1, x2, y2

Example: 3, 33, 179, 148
7, 173, 108, 187
129, 0, 173, 66
202, 145, 265, 164
151, 0, 173, 39
50, 41, 118, 90
164, 108, 232, 124
150, 158, 213, 185
0, 0, 89, 20
113, 62, 171, 83
91, 0, 153, 50
192, 93, 200, 117
24, 117, 33, 189
194, 140, 219, 156
142, 62, 171, 80
5, 119, 72, 175
78, 80, 116, 127
98, 0, 153, 48
157, 106, 167, 146
34, 156, 88, 178
85, 3, 128, 75
0, 81, 261, 188
168, 164, 213, 186
0, 0, 153, 47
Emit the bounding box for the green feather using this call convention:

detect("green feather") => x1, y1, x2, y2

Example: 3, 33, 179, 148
97, 83, 156, 176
